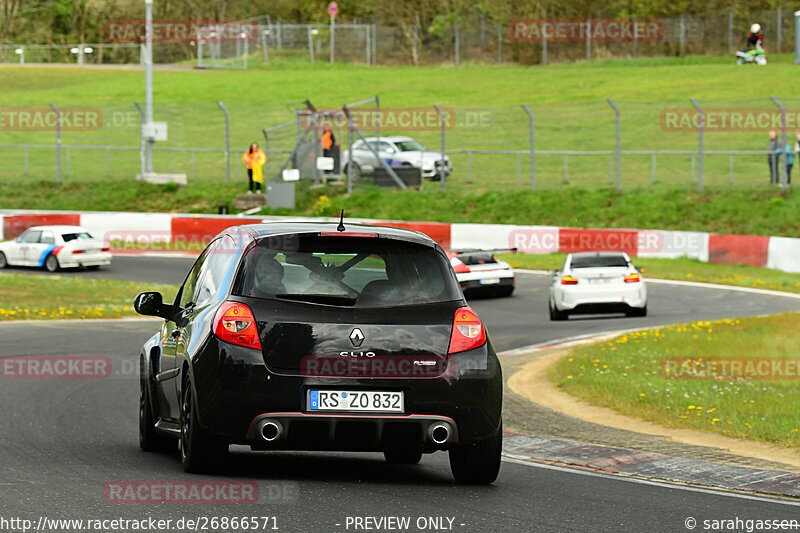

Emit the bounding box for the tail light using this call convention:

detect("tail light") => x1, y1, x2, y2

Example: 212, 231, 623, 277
560, 275, 578, 285
72, 250, 84, 255
448, 306, 486, 354
213, 301, 261, 350
101, 247, 110, 252
624, 273, 641, 283
451, 258, 470, 273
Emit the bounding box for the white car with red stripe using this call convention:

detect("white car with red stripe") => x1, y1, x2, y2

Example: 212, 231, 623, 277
0, 225, 111, 272
448, 249, 515, 297
549, 251, 647, 320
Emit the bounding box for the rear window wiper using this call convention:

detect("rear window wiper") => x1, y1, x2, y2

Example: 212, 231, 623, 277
275, 293, 358, 306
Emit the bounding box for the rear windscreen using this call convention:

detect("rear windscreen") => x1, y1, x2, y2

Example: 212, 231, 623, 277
233, 234, 461, 307
61, 232, 93, 242
459, 253, 497, 266
570, 255, 629, 268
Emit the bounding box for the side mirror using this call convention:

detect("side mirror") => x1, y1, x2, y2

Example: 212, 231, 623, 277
548, 270, 558, 277
14, 237, 22, 243
134, 292, 171, 319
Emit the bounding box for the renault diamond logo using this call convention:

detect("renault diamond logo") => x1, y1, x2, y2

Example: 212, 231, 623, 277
349, 328, 365, 347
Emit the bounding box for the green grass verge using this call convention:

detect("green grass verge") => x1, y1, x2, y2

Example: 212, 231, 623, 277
0, 273, 177, 320
3, 180, 800, 239
1, 56, 799, 189
549, 313, 800, 449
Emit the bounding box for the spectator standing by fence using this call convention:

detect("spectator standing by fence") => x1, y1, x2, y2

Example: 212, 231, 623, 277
242, 142, 267, 194
768, 131, 779, 184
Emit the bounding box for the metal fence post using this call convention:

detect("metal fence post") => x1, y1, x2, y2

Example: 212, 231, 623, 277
497, 23, 502, 64
729, 154, 734, 184
778, 8, 782, 53
24, 146, 29, 174
690, 98, 703, 190
454, 24, 460, 66
218, 101, 230, 183
795, 10, 800, 64
607, 99, 621, 190
372, 24, 377, 65
651, 153, 656, 183
467, 151, 472, 183
521, 104, 535, 189
106, 147, 111, 176
680, 14, 686, 56
376, 95, 381, 149
49, 103, 61, 183
345, 106, 353, 194
728, 11, 734, 55
771, 96, 787, 190
134, 102, 145, 179
433, 105, 446, 191
542, 34, 547, 65
564, 154, 569, 184
586, 18, 591, 62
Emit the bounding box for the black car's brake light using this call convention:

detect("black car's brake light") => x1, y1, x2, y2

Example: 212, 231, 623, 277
448, 306, 486, 354
213, 301, 262, 350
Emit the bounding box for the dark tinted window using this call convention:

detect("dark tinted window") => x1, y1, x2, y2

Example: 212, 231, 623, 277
61, 232, 92, 242
458, 252, 497, 266
179, 240, 216, 308
194, 236, 237, 307
233, 234, 460, 307
570, 255, 629, 268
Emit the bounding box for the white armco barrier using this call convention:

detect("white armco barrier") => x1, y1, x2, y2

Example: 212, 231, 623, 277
451, 223, 561, 253
636, 230, 709, 261
80, 213, 174, 245
767, 237, 800, 274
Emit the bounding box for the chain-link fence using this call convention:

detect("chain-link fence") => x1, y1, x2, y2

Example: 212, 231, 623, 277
2, 9, 798, 67
1, 97, 796, 192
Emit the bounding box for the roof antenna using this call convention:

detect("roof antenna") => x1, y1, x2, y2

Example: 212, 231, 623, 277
337, 209, 346, 232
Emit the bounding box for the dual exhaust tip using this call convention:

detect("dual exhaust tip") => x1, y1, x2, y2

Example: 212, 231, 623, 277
259, 418, 452, 445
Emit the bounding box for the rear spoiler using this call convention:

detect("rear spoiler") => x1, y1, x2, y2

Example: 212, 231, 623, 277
450, 247, 518, 255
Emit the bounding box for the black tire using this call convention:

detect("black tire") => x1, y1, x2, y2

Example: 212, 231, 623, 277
0, 252, 6, 269
180, 373, 228, 473
347, 162, 362, 181
86, 265, 100, 271
549, 301, 568, 321
383, 447, 423, 465
139, 360, 176, 453
627, 305, 647, 317
448, 421, 502, 484
495, 286, 514, 298
44, 254, 59, 273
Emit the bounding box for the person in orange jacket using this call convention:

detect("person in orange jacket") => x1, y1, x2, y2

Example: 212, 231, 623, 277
242, 142, 267, 194
320, 124, 336, 174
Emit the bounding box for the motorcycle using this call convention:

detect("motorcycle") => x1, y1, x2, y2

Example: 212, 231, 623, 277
736, 47, 767, 65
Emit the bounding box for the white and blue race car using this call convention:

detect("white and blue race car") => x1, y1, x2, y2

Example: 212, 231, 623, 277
0, 225, 111, 272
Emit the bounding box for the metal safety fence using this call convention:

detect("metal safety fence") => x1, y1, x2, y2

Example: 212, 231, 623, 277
1, 97, 797, 191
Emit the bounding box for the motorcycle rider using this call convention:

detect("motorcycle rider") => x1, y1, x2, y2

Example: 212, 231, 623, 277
746, 23, 763, 50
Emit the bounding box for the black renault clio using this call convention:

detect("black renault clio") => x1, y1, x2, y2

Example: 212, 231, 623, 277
135, 222, 503, 483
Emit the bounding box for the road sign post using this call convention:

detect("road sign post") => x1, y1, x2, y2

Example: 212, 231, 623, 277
328, 2, 338, 64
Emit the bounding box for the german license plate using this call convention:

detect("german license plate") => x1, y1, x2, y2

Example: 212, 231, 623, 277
588, 278, 609, 284
479, 278, 500, 285
307, 390, 404, 413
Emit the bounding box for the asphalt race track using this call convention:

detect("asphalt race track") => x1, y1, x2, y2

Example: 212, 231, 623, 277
2, 257, 800, 531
